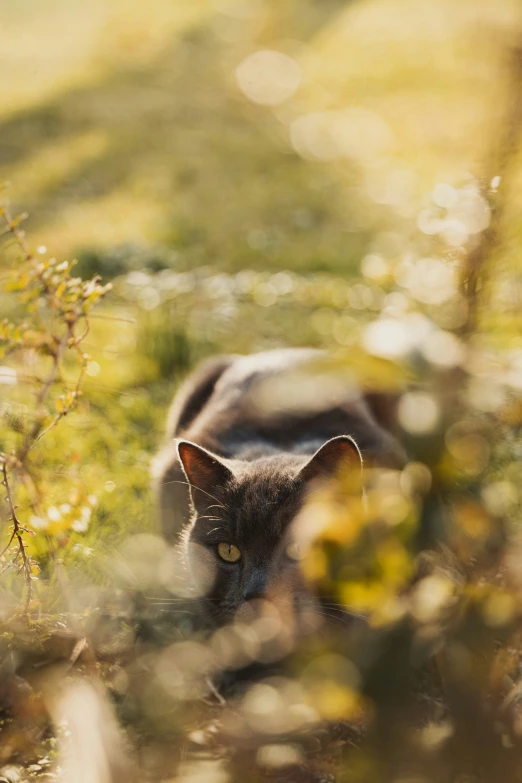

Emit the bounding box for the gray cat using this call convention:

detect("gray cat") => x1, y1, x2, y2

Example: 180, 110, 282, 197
153, 348, 405, 631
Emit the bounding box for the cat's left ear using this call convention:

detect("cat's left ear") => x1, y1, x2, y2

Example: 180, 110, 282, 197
298, 435, 362, 484
176, 440, 233, 509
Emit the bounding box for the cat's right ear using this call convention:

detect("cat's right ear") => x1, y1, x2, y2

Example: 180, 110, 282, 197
176, 440, 233, 510
298, 435, 363, 485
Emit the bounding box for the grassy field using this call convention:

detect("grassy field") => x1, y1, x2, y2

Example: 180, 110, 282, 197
0, 0, 521, 608
0, 0, 520, 580
2, 2, 522, 780
1, 0, 520, 267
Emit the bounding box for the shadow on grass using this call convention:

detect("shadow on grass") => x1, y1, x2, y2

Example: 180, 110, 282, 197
0, 0, 370, 276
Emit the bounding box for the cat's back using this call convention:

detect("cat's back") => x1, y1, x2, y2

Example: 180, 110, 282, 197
180, 348, 403, 466
154, 348, 405, 542
199, 347, 323, 410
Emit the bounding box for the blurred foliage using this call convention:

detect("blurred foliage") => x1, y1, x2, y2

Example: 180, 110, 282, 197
0, 204, 111, 607
1, 0, 522, 782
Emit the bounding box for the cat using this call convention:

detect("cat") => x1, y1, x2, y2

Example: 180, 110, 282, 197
153, 348, 405, 636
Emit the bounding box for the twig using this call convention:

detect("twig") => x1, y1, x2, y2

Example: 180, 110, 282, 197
0, 458, 33, 608
0, 208, 34, 262
89, 313, 136, 324
28, 355, 86, 452
18, 334, 68, 462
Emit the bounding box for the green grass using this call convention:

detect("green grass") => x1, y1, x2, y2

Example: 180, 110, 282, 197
1, 0, 520, 272
1, 0, 521, 579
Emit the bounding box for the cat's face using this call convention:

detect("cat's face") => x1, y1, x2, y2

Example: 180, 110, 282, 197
177, 437, 362, 640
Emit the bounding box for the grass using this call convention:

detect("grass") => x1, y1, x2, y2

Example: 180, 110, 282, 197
1, 0, 521, 573
0, 0, 520, 271
0, 0, 520, 665
1, 4, 522, 781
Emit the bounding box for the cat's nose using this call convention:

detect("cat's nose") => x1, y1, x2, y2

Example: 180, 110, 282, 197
242, 567, 267, 601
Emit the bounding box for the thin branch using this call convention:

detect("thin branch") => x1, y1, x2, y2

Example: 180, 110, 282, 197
0, 208, 34, 263
89, 313, 136, 324
1, 459, 33, 608
28, 353, 86, 452
17, 334, 68, 463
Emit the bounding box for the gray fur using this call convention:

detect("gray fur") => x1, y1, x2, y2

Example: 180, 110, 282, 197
152, 349, 405, 627
153, 348, 404, 543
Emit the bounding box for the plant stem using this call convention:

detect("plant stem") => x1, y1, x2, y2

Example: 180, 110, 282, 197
1, 459, 32, 608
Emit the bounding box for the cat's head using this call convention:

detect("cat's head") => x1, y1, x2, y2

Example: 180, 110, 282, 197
176, 436, 362, 641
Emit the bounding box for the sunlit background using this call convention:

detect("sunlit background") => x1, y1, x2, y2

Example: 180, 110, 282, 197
1, 1, 522, 781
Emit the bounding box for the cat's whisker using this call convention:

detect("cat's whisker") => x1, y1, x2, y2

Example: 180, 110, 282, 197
144, 599, 189, 605
142, 605, 201, 619
158, 479, 228, 509
321, 601, 369, 620
319, 611, 353, 631
206, 527, 225, 537
156, 609, 199, 617
205, 503, 230, 515
320, 608, 350, 620
320, 605, 362, 624
201, 607, 226, 629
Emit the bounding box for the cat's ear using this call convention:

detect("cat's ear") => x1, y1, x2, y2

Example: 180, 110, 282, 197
176, 439, 233, 508
298, 435, 362, 484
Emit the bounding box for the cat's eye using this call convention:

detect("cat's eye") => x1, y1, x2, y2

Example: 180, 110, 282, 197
217, 542, 241, 563
285, 542, 303, 561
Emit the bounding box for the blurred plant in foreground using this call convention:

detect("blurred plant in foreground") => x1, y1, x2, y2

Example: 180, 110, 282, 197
0, 203, 111, 606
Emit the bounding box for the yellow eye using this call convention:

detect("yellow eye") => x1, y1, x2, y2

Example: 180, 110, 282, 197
285, 542, 303, 561
217, 543, 241, 563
